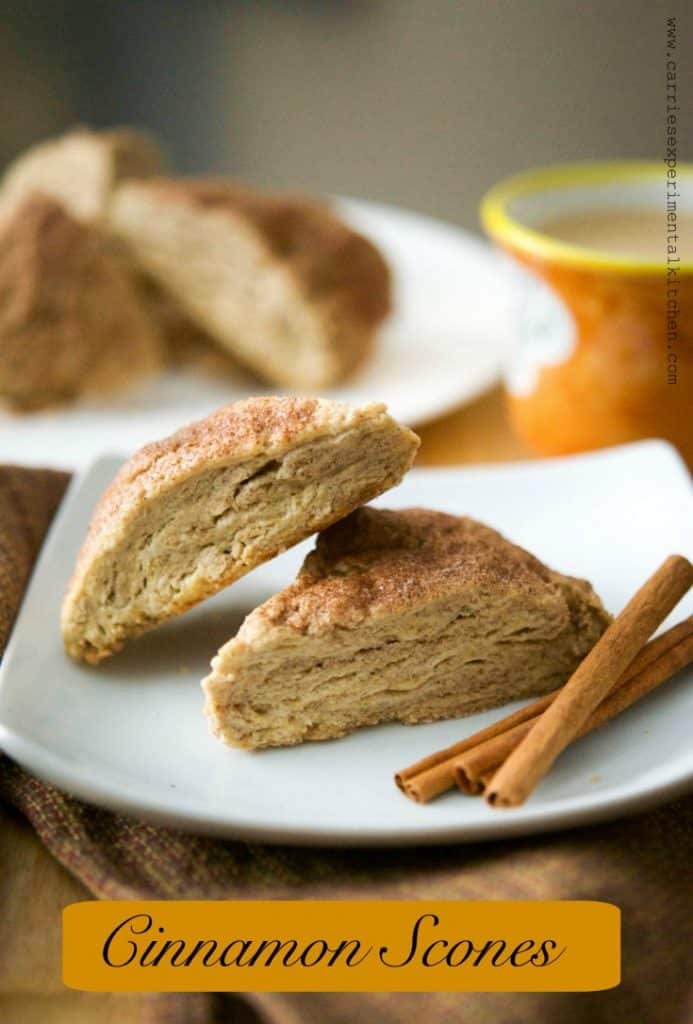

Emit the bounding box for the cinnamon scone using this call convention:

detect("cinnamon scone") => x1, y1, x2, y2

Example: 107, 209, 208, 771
0, 195, 163, 410
138, 273, 246, 379
0, 127, 164, 221
203, 508, 611, 749
62, 398, 419, 664
108, 179, 391, 388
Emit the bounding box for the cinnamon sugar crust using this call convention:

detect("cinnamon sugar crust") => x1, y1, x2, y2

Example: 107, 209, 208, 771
258, 508, 597, 634
109, 178, 391, 388
203, 508, 611, 749
0, 195, 163, 410
62, 398, 419, 663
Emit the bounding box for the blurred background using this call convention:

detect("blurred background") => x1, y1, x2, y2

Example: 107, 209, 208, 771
2, 0, 690, 231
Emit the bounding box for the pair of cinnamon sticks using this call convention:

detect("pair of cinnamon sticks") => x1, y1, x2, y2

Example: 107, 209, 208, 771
396, 555, 693, 808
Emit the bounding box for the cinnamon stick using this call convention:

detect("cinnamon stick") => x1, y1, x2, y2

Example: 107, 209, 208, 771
395, 615, 692, 803
394, 692, 555, 802
455, 619, 693, 794
486, 555, 693, 808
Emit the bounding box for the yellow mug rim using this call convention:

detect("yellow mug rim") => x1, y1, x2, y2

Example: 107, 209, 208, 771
480, 161, 693, 274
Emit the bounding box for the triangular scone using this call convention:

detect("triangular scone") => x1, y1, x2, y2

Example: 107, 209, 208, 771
0, 127, 164, 222
62, 399, 419, 664
203, 508, 611, 749
0, 127, 194, 373
108, 179, 391, 388
0, 195, 163, 410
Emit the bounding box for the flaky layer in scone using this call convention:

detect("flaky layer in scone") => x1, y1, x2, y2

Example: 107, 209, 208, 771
203, 508, 611, 749
108, 179, 391, 388
0, 195, 164, 410
62, 399, 419, 664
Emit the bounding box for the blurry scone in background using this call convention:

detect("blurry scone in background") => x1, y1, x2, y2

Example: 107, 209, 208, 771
62, 397, 419, 663
109, 178, 391, 389
0, 193, 164, 410
0, 126, 392, 409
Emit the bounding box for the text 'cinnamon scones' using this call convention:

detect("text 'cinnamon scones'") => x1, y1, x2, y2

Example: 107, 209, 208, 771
62, 399, 419, 664
203, 508, 611, 749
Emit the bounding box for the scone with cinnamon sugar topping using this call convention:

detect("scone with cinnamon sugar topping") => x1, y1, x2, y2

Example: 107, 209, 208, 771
108, 179, 391, 388
203, 508, 610, 749
0, 195, 163, 410
62, 398, 419, 664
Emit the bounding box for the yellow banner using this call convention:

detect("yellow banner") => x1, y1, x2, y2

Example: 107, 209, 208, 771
63, 900, 620, 992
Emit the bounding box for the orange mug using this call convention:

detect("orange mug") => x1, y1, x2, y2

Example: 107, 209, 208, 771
481, 163, 692, 466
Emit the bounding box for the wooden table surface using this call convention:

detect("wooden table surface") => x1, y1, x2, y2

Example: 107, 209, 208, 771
0, 388, 531, 1022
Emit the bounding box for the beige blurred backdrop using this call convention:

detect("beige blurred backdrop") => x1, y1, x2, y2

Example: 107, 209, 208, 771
1, 0, 690, 231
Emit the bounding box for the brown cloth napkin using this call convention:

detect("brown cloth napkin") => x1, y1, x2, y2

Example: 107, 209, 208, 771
1, 464, 692, 1024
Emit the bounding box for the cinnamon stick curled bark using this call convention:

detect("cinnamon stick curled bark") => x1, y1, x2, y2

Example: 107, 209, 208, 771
394, 692, 555, 803
486, 555, 693, 808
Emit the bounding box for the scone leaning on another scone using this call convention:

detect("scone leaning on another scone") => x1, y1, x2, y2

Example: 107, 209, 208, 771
62, 399, 419, 664
0, 195, 164, 410
108, 179, 391, 388
203, 508, 611, 750
0, 127, 164, 221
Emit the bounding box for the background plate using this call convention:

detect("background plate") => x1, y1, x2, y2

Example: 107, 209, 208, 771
0, 441, 691, 845
0, 197, 512, 470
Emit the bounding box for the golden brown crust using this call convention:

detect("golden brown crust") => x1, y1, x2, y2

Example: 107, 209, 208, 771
254, 507, 610, 635
0, 195, 163, 410
77, 400, 394, 555
125, 178, 391, 327
63, 398, 419, 660
204, 508, 611, 749
111, 396, 384, 492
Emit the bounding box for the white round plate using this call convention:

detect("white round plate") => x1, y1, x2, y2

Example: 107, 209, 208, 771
0, 441, 691, 845
0, 197, 511, 471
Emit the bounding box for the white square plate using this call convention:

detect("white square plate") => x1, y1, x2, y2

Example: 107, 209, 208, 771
1, 441, 691, 845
